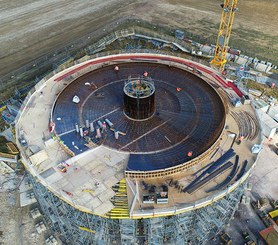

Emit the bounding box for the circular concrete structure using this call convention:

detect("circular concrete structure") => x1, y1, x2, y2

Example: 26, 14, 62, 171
16, 53, 259, 245
52, 61, 226, 174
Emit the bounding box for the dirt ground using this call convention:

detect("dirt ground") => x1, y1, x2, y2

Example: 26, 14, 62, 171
225, 136, 278, 245
209, 136, 278, 245
0, 0, 277, 77
249, 136, 278, 200
0, 174, 46, 245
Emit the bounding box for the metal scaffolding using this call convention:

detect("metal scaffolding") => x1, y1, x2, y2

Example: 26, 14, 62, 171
27, 172, 245, 245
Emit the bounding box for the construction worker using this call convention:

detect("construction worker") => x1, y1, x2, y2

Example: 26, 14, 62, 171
187, 151, 193, 157
115, 130, 119, 140
102, 122, 107, 132
96, 127, 101, 138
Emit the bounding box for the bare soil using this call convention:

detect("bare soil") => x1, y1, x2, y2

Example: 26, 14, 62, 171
0, 174, 46, 245
0, 0, 277, 77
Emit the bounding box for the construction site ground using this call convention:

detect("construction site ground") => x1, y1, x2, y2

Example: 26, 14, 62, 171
0, 175, 47, 245
212, 135, 278, 245
0, 0, 278, 78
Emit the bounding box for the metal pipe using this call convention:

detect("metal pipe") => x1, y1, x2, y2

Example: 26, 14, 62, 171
79, 127, 84, 137
85, 119, 89, 128
75, 123, 79, 133
90, 122, 94, 132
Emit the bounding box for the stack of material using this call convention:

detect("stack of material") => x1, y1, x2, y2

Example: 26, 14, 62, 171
183, 149, 236, 194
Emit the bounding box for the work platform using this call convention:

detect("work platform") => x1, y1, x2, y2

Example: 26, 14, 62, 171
16, 54, 260, 220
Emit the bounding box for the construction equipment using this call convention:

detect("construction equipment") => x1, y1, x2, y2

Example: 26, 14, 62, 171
242, 231, 255, 245
220, 232, 232, 245
270, 199, 278, 209
211, 0, 239, 72
269, 209, 278, 220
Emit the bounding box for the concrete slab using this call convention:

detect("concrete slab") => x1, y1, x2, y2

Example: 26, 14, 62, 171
19, 177, 33, 193
98, 188, 115, 203
94, 200, 114, 215
104, 176, 118, 187
40, 167, 55, 179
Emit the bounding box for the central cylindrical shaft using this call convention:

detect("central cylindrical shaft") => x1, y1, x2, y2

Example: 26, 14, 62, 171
123, 78, 155, 120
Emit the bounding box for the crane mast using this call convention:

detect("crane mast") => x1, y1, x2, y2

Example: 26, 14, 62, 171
211, 0, 238, 72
